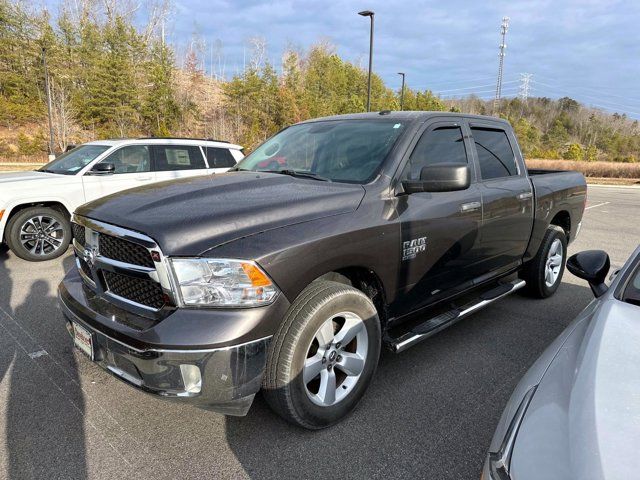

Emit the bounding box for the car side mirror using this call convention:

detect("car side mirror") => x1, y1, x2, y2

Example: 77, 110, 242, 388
567, 250, 610, 297
88, 162, 115, 175
401, 164, 470, 194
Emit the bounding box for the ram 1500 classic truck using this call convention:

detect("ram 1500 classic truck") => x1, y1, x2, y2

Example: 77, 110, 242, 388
58, 112, 587, 429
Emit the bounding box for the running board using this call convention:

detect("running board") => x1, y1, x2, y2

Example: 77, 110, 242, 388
389, 279, 526, 353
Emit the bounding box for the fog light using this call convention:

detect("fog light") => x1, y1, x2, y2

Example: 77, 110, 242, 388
180, 364, 202, 394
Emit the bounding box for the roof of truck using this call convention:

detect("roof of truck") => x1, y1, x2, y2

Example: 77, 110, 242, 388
299, 111, 511, 125
82, 138, 243, 149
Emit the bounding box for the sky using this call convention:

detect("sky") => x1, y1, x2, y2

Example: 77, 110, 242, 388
48, 0, 640, 118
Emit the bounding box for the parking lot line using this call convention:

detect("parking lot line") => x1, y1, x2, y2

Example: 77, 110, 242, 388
585, 201, 611, 210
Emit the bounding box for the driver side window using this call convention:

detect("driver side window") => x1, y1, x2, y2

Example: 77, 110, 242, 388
404, 126, 467, 180
100, 145, 151, 174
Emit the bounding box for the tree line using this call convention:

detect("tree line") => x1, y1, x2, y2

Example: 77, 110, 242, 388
1, 0, 638, 163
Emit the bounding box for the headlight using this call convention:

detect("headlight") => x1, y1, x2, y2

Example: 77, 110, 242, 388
488, 385, 537, 480
170, 258, 278, 307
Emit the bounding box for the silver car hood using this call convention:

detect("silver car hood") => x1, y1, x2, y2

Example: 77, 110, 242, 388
510, 298, 640, 480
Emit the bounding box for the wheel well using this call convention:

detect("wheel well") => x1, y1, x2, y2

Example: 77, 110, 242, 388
315, 267, 389, 327
550, 210, 571, 240
4, 202, 71, 233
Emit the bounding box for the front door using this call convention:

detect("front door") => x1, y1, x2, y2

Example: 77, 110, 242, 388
469, 124, 534, 274
82, 145, 154, 203
391, 120, 484, 317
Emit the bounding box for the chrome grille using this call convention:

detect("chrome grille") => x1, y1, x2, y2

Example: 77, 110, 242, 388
103, 271, 165, 310
99, 234, 154, 268
71, 215, 175, 317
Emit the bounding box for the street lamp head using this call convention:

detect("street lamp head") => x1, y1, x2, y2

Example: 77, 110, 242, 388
358, 10, 374, 17
398, 72, 405, 76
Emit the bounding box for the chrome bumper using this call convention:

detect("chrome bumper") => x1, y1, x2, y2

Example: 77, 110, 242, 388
59, 292, 271, 416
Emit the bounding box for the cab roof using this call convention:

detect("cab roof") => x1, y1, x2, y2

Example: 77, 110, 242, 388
82, 138, 243, 150
298, 111, 511, 126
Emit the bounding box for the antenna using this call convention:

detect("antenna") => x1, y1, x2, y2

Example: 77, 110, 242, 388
493, 16, 510, 114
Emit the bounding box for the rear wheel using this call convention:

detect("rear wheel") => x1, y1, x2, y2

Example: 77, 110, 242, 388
5, 207, 71, 261
521, 226, 567, 298
262, 280, 381, 429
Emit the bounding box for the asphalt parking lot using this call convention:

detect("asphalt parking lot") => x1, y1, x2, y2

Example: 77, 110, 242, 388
0, 184, 638, 480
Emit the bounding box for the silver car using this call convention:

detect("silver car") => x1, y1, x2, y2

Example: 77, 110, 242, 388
483, 246, 640, 480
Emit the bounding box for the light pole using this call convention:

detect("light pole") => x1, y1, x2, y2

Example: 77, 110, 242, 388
358, 10, 374, 112
398, 72, 405, 110
42, 47, 55, 159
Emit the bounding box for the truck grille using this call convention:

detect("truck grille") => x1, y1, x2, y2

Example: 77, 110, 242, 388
99, 234, 155, 268
72, 223, 85, 246
103, 271, 165, 310
71, 216, 173, 316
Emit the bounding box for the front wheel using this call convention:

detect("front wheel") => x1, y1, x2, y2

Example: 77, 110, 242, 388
5, 207, 71, 261
521, 226, 567, 298
262, 280, 381, 429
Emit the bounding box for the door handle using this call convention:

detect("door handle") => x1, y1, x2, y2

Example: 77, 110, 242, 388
517, 191, 533, 200
460, 201, 481, 212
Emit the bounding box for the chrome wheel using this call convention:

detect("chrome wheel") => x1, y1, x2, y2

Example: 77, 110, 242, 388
303, 311, 369, 407
544, 238, 564, 287
19, 215, 65, 256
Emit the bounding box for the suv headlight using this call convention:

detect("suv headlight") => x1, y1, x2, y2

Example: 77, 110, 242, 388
170, 258, 278, 307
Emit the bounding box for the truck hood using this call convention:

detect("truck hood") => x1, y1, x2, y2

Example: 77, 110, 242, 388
76, 172, 366, 256
510, 299, 640, 480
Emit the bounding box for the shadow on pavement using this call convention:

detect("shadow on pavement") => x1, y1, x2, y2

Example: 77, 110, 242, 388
0, 252, 88, 480
223, 281, 593, 479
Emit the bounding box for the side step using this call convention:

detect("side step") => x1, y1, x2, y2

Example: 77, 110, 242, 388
388, 279, 526, 353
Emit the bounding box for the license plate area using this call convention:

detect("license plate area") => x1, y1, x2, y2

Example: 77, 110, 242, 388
72, 322, 94, 360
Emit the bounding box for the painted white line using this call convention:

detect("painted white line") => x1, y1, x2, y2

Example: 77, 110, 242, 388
585, 201, 611, 210
588, 184, 640, 189
28, 349, 48, 359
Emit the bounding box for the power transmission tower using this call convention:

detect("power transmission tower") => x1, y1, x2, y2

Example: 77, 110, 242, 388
493, 16, 509, 115
519, 73, 532, 101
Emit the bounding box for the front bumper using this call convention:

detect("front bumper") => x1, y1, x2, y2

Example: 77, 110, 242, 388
58, 270, 284, 416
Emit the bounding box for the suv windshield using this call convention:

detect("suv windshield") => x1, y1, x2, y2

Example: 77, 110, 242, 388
235, 120, 406, 183
39, 144, 110, 175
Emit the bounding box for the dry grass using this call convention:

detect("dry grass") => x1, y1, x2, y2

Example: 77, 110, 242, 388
526, 158, 640, 180
0, 154, 48, 164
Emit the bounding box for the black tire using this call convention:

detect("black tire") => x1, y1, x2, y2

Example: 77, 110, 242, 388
521, 226, 567, 298
5, 207, 71, 262
262, 280, 381, 429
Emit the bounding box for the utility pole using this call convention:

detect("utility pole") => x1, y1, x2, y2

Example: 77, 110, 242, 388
493, 16, 509, 115
519, 73, 532, 101
358, 10, 375, 112
398, 72, 406, 110
42, 47, 55, 159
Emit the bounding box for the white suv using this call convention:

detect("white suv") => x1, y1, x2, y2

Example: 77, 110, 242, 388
0, 138, 243, 261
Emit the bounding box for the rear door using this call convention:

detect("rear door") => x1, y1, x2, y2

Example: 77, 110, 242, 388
469, 123, 534, 274
82, 144, 154, 203
392, 119, 484, 315
152, 144, 209, 182
203, 146, 238, 173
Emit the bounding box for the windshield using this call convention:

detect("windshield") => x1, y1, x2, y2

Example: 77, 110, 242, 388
235, 120, 406, 183
622, 262, 640, 306
39, 144, 111, 175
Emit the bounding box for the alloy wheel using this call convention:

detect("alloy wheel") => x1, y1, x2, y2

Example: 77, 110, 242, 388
19, 215, 65, 256
544, 238, 564, 287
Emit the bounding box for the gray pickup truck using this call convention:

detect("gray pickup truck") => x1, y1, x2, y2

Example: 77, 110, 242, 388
59, 112, 587, 429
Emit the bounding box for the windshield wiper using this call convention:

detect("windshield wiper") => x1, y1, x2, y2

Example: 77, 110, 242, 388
274, 169, 331, 182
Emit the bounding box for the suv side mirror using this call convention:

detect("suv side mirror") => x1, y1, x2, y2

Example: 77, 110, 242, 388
89, 162, 115, 175
567, 250, 610, 297
401, 164, 470, 194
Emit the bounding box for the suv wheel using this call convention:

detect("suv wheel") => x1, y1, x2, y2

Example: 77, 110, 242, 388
262, 280, 381, 429
5, 207, 71, 261
521, 226, 567, 298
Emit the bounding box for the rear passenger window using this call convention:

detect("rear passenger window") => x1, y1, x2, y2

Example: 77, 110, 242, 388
471, 127, 518, 180
405, 126, 467, 180
204, 147, 236, 168
154, 146, 206, 171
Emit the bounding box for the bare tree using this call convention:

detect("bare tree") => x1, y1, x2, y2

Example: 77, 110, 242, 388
50, 78, 79, 152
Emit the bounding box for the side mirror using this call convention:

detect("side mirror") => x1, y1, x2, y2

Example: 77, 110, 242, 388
567, 250, 610, 297
89, 162, 115, 175
401, 164, 470, 194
